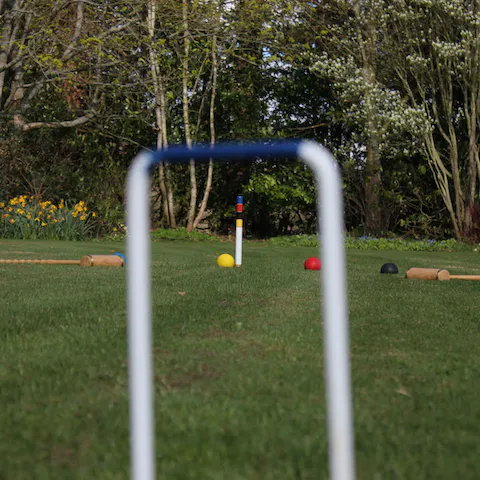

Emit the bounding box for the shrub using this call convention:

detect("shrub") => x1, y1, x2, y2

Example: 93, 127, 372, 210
151, 227, 218, 242
270, 234, 461, 252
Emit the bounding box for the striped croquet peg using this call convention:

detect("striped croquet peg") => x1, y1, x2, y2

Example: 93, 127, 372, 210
235, 195, 243, 267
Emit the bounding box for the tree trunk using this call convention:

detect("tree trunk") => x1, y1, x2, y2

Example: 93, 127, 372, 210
193, 31, 217, 230
147, 0, 176, 227
0, 0, 20, 106
364, 126, 382, 235
358, 10, 382, 235
466, 101, 477, 231
182, 0, 197, 232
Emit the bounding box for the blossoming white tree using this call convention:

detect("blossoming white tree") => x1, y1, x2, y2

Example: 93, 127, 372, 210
311, 0, 430, 234
311, 0, 480, 239
387, 0, 480, 239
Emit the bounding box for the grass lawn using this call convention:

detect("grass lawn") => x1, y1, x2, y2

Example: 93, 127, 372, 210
1, 239, 480, 479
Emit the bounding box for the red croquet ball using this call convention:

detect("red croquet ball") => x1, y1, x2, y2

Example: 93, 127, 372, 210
304, 257, 321, 270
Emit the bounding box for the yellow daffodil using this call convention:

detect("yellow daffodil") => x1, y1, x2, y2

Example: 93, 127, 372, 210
9, 218, 15, 224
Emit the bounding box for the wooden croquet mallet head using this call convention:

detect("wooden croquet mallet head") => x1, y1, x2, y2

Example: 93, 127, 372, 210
405, 267, 480, 281
80, 254, 124, 267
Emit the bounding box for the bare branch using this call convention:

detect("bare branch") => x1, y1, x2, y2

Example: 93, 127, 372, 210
13, 112, 94, 131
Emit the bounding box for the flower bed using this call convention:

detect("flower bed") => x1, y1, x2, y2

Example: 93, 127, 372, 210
0, 196, 97, 240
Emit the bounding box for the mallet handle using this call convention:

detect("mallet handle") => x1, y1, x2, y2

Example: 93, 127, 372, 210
450, 275, 480, 280
0, 255, 123, 267
0, 259, 80, 265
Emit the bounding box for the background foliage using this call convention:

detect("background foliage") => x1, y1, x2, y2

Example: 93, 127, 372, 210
1, 0, 480, 241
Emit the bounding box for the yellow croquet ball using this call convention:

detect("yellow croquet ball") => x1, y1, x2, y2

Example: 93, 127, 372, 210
217, 253, 235, 268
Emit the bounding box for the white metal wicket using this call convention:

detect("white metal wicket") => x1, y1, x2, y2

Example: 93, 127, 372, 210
126, 141, 355, 480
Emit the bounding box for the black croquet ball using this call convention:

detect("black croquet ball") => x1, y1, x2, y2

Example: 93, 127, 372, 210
380, 263, 399, 274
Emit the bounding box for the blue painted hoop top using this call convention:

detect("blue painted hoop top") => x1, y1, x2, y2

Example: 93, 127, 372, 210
146, 141, 301, 169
